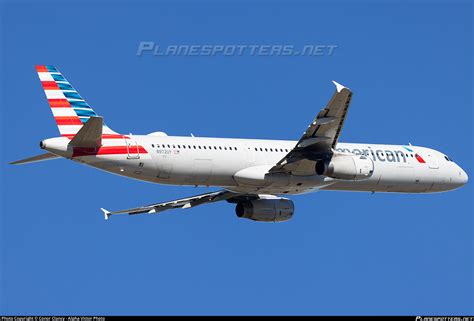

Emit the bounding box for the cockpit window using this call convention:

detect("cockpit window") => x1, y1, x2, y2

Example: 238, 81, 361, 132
444, 155, 452, 162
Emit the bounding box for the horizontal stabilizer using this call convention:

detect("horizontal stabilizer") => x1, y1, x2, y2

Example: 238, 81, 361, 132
10, 152, 59, 165
69, 116, 103, 148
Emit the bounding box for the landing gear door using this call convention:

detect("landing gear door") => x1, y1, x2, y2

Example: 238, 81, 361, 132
125, 139, 140, 159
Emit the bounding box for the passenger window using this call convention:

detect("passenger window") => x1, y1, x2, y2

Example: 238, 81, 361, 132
152, 144, 155, 148
198, 146, 201, 149
260, 148, 263, 151
219, 146, 222, 150
188, 145, 191, 149
265, 148, 268, 152
224, 147, 227, 150
167, 144, 171, 148
214, 146, 217, 150
177, 145, 181, 148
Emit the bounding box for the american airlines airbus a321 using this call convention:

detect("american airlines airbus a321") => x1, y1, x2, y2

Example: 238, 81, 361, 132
11, 66, 468, 222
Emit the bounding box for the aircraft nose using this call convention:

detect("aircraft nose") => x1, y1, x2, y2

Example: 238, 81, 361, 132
453, 165, 468, 187
460, 168, 468, 185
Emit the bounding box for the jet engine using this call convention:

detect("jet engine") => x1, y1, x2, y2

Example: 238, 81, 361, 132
235, 198, 294, 222
315, 155, 374, 180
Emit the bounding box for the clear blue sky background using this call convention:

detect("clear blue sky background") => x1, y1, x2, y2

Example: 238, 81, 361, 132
1, 0, 472, 315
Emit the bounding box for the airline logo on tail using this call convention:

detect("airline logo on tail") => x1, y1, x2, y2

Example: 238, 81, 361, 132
35, 65, 148, 158
36, 65, 118, 138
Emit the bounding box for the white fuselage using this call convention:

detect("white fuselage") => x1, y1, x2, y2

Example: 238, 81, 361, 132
43, 134, 468, 195
26, 67, 467, 220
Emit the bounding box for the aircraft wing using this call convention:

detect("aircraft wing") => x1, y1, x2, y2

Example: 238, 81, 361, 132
269, 81, 353, 175
101, 190, 246, 219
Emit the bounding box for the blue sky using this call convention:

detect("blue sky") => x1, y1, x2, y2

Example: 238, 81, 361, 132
1, 0, 472, 315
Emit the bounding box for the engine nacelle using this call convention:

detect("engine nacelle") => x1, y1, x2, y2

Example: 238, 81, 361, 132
315, 155, 374, 180
235, 198, 294, 222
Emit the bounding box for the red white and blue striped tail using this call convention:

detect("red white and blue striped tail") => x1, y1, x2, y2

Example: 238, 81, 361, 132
36, 65, 119, 138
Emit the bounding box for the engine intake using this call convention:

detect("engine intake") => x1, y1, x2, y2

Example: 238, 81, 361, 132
316, 155, 374, 180
235, 198, 294, 222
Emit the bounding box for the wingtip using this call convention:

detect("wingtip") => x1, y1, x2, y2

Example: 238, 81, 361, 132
100, 208, 111, 220
332, 80, 349, 93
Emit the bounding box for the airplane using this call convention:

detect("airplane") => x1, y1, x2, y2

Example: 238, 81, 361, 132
11, 65, 468, 222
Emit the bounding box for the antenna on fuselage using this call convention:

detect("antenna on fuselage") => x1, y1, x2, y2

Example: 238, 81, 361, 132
190, 133, 194, 137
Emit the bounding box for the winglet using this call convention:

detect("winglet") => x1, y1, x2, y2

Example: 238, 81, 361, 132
332, 80, 348, 93
100, 208, 111, 220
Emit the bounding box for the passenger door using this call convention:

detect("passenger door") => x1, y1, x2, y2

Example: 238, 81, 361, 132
125, 139, 140, 159
192, 159, 212, 185
426, 153, 439, 169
